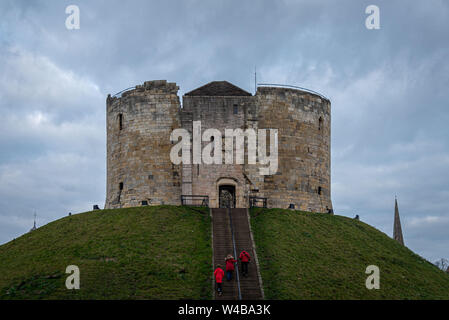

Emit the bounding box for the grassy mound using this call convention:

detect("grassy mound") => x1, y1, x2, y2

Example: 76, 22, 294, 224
2, 205, 447, 300
250, 208, 449, 299
0, 205, 212, 300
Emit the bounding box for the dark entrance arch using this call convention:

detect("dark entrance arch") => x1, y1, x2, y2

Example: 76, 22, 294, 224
219, 185, 236, 208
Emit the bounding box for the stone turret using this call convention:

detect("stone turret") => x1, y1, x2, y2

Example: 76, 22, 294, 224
393, 197, 404, 245
104, 80, 181, 209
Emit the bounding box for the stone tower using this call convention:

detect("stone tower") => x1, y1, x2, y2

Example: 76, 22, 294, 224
393, 197, 404, 245
105, 80, 333, 212
105, 80, 181, 209
255, 86, 332, 212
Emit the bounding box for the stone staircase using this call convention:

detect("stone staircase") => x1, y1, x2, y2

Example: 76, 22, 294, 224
211, 208, 263, 300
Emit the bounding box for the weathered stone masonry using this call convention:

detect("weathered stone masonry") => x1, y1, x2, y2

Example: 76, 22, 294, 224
105, 80, 332, 213
105, 80, 181, 208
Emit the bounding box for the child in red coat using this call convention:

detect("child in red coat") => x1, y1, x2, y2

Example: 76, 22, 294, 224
225, 254, 237, 281
214, 264, 225, 296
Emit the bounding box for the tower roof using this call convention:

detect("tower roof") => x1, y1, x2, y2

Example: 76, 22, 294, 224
184, 81, 252, 96
393, 198, 405, 245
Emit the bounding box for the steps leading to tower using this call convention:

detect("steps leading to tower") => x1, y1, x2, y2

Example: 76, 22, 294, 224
211, 208, 263, 300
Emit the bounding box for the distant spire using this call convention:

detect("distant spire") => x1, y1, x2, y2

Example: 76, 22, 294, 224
254, 66, 257, 95
30, 211, 37, 232
393, 198, 404, 245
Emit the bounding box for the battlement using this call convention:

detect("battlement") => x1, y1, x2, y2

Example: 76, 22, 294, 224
133, 80, 179, 95
256, 84, 329, 102
107, 80, 179, 107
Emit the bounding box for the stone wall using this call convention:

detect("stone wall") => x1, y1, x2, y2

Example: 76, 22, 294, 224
104, 80, 333, 213
181, 95, 256, 208
104, 80, 181, 209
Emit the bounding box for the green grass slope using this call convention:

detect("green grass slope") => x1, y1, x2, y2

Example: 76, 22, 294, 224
1, 205, 448, 300
0, 206, 212, 300
250, 208, 449, 299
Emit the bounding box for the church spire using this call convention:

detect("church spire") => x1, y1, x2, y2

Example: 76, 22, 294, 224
393, 197, 404, 245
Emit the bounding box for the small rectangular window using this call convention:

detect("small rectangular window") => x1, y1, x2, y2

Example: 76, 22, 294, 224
233, 104, 238, 114
119, 182, 123, 190
119, 114, 123, 130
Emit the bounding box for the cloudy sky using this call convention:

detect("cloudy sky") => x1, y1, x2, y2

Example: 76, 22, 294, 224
0, 0, 448, 263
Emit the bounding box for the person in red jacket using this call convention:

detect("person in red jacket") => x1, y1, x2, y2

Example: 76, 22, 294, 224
225, 254, 237, 281
239, 250, 251, 277
214, 264, 225, 296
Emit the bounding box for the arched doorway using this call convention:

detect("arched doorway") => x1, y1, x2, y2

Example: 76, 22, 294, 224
219, 185, 236, 208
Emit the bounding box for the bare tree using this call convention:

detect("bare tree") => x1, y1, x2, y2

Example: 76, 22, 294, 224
434, 258, 449, 271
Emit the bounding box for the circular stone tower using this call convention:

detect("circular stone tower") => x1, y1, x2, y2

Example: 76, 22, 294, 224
255, 86, 332, 213
104, 80, 181, 209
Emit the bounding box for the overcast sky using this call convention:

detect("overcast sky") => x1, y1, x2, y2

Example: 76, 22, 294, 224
0, 0, 448, 263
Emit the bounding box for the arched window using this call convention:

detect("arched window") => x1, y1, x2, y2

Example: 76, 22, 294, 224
119, 182, 124, 190
318, 117, 323, 131
119, 114, 123, 130
318, 186, 322, 195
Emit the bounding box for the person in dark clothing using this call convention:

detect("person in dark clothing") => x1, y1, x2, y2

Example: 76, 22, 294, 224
239, 250, 251, 277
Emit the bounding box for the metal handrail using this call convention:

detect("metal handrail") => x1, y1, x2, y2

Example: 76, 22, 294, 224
227, 208, 242, 300
112, 86, 136, 98
181, 195, 209, 207
257, 83, 329, 101
249, 196, 267, 208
